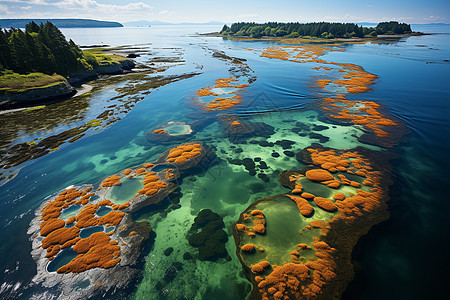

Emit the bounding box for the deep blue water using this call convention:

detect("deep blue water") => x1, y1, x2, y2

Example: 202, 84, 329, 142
0, 25, 449, 299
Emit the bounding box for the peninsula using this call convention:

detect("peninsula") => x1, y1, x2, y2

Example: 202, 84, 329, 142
0, 21, 134, 109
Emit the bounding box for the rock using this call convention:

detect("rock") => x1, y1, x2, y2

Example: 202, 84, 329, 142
254, 157, 262, 162
0, 81, 76, 109
283, 150, 295, 157
258, 173, 269, 182
258, 141, 274, 147
271, 152, 280, 158
183, 252, 192, 260
275, 139, 295, 149
312, 125, 329, 131
164, 262, 183, 283
259, 161, 268, 169
164, 247, 174, 256
242, 158, 255, 171
187, 209, 229, 262
309, 132, 330, 143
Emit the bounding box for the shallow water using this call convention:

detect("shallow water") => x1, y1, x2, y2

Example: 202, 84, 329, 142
0, 25, 449, 299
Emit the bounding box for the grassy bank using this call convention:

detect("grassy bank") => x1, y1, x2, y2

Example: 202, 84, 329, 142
83, 49, 129, 67
0, 71, 66, 92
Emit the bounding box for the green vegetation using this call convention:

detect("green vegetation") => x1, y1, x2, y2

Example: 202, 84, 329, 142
0, 21, 91, 75
83, 49, 128, 67
376, 21, 412, 35
0, 70, 65, 92
0, 21, 131, 92
220, 21, 412, 39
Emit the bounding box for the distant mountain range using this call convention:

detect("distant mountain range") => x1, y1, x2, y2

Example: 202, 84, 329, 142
124, 20, 224, 26
0, 19, 123, 28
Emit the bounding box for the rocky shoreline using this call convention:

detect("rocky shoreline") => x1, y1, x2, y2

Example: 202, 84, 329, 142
0, 59, 136, 110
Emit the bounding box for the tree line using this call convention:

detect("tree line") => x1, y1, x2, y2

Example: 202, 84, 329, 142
220, 21, 412, 39
0, 21, 97, 76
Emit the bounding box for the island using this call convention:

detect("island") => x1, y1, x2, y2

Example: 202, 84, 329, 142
0, 21, 134, 109
0, 19, 123, 28
220, 21, 415, 39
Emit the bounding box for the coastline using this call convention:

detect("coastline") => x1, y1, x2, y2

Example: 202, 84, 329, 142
0, 57, 136, 110
200, 32, 428, 43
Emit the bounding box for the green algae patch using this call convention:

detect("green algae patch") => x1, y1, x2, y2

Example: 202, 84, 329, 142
23, 105, 46, 112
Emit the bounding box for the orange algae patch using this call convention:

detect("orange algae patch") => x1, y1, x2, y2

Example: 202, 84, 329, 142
195, 77, 249, 112
144, 163, 154, 168
40, 218, 66, 236
129, 231, 136, 236
333, 193, 346, 201
205, 96, 243, 111
41, 188, 86, 221
153, 129, 166, 134
57, 232, 121, 273
75, 202, 125, 229
305, 169, 334, 182
197, 88, 218, 97
301, 192, 315, 200
230, 120, 241, 126
123, 169, 132, 176
286, 195, 314, 217
137, 172, 167, 196
322, 97, 397, 138
313, 197, 338, 212
310, 220, 324, 228
251, 261, 270, 273
253, 224, 266, 234
167, 143, 202, 164
315, 79, 331, 89
101, 175, 121, 187
241, 244, 255, 252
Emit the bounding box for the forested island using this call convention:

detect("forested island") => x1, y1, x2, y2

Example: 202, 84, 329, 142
220, 21, 413, 38
0, 19, 123, 29
0, 21, 134, 108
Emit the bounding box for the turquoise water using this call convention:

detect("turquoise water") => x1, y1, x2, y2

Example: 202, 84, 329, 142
0, 25, 449, 299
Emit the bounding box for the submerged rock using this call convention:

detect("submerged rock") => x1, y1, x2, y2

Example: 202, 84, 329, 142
145, 121, 194, 144
187, 209, 229, 262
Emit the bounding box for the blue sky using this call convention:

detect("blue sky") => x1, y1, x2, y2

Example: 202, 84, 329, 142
0, 0, 448, 24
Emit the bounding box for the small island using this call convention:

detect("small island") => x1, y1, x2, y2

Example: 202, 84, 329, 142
0, 21, 134, 109
220, 21, 415, 39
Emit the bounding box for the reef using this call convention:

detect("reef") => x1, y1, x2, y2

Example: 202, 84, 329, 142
145, 121, 194, 144
218, 115, 275, 144
232, 144, 392, 299
27, 142, 210, 298
187, 209, 229, 261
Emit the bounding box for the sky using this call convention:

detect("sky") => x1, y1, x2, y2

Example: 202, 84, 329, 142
0, 0, 448, 24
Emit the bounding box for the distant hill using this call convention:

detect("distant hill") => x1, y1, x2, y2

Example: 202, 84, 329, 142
0, 19, 123, 28
124, 20, 223, 26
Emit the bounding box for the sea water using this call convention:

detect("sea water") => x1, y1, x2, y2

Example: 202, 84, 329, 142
0, 25, 449, 299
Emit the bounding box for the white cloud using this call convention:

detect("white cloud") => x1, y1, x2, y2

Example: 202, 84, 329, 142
159, 10, 176, 16
0, 4, 10, 14
22, 5, 32, 9
54, 0, 153, 11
